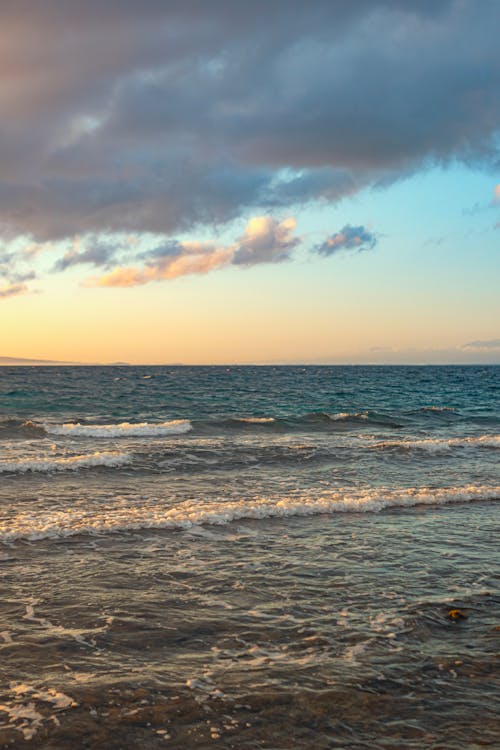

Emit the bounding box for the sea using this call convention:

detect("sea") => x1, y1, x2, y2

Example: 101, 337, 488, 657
0, 365, 498, 749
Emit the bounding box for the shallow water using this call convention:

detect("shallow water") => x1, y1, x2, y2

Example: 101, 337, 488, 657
0, 366, 499, 748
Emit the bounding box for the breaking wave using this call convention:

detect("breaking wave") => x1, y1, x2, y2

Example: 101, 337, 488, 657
0, 451, 133, 474
369, 435, 500, 453
44, 420, 192, 437
1, 485, 498, 542
1, 412, 404, 439
329, 412, 369, 421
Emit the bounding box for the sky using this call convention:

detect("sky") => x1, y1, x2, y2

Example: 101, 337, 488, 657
0, 0, 499, 364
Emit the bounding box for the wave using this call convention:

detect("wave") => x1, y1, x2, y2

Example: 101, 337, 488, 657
293, 411, 400, 428
0, 451, 133, 474
464, 415, 500, 425
406, 408, 500, 427
153, 442, 323, 472
322, 411, 401, 428
329, 412, 369, 421
369, 435, 500, 453
2, 485, 498, 542
4, 410, 499, 442
43, 420, 192, 437
0, 418, 46, 439
418, 406, 457, 413
203, 411, 402, 433
235, 417, 276, 424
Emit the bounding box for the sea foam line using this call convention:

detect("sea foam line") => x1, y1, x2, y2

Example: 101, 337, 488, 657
1, 485, 498, 542
369, 435, 500, 452
0, 451, 132, 474
44, 419, 192, 437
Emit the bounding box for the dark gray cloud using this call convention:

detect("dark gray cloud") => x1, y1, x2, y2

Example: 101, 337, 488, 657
141, 241, 182, 261
7, 270, 36, 283
0, 251, 15, 268
0, 248, 37, 286
53, 239, 122, 271
315, 225, 377, 257
0, 0, 498, 243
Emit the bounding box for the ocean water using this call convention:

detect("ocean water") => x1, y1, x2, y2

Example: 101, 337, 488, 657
0, 365, 498, 748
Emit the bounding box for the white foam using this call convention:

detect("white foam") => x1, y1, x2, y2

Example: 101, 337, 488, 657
21, 599, 112, 647
0, 451, 132, 474
330, 412, 369, 421
0, 699, 44, 740
370, 435, 500, 452
44, 419, 192, 437
1, 485, 498, 543
0, 684, 76, 740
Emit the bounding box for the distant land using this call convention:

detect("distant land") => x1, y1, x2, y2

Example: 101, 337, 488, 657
1, 356, 498, 367
0, 357, 140, 366
0, 356, 81, 365
2, 357, 147, 366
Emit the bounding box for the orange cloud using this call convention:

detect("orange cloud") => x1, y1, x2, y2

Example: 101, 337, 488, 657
0, 282, 28, 299
89, 242, 233, 288
90, 267, 150, 288
87, 216, 299, 288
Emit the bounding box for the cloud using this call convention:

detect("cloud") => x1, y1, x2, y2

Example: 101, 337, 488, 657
0, 283, 28, 299
0, 247, 37, 290
91, 241, 233, 287
0, 1, 498, 244
0, 251, 16, 275
53, 238, 121, 271
315, 225, 377, 257
462, 338, 500, 350
493, 185, 500, 204
90, 215, 300, 286
232, 216, 299, 265
321, 345, 500, 364
7, 270, 36, 283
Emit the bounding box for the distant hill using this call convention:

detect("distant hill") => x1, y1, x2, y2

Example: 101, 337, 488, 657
0, 356, 80, 365
0, 356, 135, 366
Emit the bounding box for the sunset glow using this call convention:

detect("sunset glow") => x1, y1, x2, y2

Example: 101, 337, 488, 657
0, 1, 498, 364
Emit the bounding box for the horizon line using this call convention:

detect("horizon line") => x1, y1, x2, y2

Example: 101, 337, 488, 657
1, 358, 499, 368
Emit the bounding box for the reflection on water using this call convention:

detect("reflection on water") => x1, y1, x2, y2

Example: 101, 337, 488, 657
1, 503, 498, 749
1, 365, 498, 747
